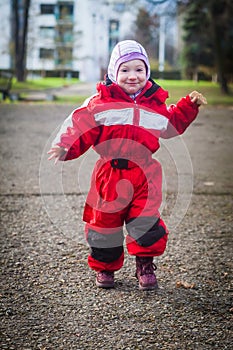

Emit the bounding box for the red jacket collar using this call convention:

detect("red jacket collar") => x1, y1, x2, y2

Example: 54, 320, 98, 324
96, 80, 168, 104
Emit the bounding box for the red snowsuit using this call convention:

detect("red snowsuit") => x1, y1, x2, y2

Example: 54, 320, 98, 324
54, 79, 199, 272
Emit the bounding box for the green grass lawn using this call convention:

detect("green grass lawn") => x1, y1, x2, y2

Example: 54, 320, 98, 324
156, 80, 233, 106
9, 78, 233, 106
12, 77, 79, 91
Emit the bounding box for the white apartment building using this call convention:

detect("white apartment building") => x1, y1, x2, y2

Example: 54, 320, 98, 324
0, 0, 139, 82
0, 1, 12, 70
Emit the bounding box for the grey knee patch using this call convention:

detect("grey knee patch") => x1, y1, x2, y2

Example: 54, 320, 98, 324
126, 217, 166, 247
87, 229, 124, 263
87, 229, 124, 249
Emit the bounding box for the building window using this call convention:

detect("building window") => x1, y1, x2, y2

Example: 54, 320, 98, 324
40, 4, 55, 15
39, 48, 54, 59
56, 25, 73, 43
56, 47, 73, 66
109, 20, 119, 53
40, 26, 55, 39
113, 3, 125, 12
58, 3, 74, 21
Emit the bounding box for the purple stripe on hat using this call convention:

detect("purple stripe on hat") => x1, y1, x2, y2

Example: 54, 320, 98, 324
115, 53, 149, 78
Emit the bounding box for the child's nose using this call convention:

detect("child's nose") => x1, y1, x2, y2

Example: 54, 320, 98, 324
128, 72, 137, 79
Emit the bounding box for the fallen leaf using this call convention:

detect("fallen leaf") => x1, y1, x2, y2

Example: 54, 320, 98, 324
176, 280, 196, 289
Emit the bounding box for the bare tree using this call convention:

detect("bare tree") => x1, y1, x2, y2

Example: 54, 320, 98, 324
12, 0, 31, 81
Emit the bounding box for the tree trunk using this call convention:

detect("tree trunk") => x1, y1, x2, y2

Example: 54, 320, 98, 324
212, 27, 229, 94
12, 0, 31, 82
209, 1, 229, 94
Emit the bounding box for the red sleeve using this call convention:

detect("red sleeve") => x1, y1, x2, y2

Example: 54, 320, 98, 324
53, 106, 100, 161
161, 95, 199, 139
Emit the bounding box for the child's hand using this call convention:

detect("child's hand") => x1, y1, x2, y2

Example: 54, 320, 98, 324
189, 91, 207, 106
47, 146, 67, 164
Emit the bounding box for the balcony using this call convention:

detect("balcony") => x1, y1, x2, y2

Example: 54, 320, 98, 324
55, 2, 74, 24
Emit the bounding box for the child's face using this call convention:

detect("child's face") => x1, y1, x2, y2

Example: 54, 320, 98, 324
117, 59, 147, 95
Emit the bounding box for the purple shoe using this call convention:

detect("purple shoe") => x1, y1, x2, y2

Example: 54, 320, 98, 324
136, 257, 158, 290
96, 271, 114, 288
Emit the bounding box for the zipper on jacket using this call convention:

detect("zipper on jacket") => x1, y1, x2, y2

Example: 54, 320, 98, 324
133, 99, 140, 126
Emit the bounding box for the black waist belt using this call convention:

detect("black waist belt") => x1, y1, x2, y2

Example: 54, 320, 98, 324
110, 158, 129, 169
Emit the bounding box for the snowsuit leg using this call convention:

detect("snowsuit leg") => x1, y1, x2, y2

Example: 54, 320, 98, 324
85, 225, 125, 272
83, 158, 168, 272
125, 160, 168, 257
84, 159, 130, 272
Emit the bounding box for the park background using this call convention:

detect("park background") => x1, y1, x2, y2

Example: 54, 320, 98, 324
0, 1, 232, 349
0, 0, 232, 97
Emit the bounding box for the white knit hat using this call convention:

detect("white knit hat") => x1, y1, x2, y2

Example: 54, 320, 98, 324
107, 40, 151, 83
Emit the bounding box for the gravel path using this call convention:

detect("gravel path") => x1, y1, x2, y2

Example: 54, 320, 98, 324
0, 104, 232, 349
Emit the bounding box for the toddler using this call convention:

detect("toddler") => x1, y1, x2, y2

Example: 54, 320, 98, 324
48, 40, 207, 290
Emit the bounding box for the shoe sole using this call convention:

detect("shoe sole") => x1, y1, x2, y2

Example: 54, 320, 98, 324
139, 283, 158, 291
96, 280, 115, 288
